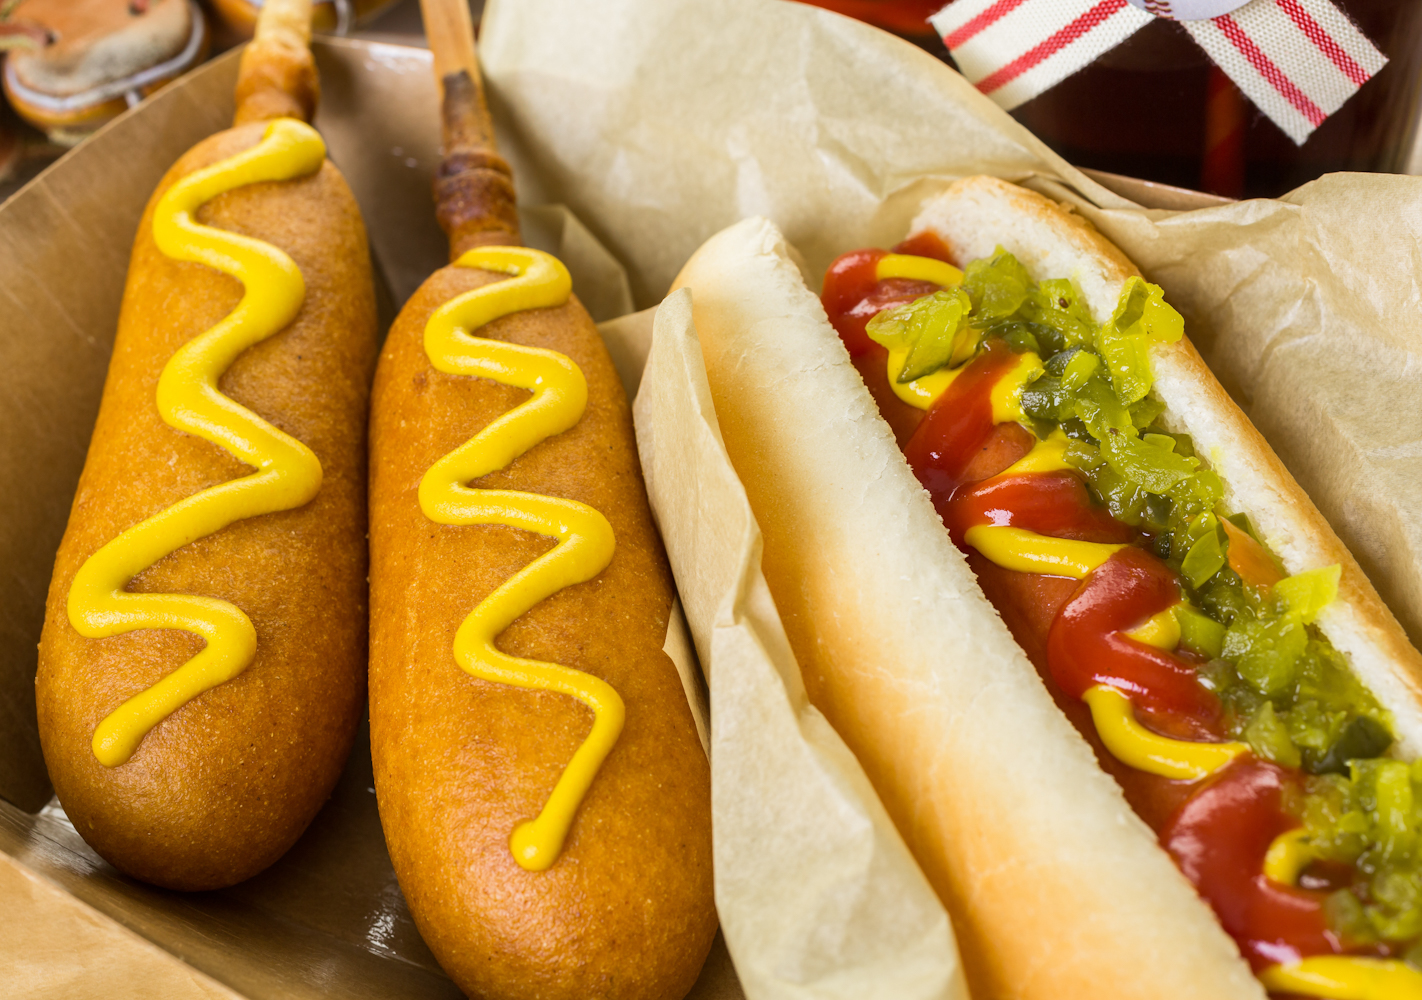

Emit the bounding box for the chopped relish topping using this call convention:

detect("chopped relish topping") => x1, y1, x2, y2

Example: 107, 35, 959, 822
866, 246, 1416, 947
1287, 759, 1422, 946
865, 288, 977, 383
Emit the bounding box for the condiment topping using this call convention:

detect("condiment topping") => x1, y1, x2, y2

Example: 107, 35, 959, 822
420, 246, 622, 872
68, 119, 326, 768
1164, 757, 1338, 969
822, 240, 1422, 996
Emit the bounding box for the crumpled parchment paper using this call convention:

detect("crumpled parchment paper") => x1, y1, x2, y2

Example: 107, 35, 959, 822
476, 1, 1422, 997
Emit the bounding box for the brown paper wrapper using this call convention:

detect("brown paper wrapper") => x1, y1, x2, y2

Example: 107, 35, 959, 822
479, 0, 1422, 653
476, 0, 1422, 996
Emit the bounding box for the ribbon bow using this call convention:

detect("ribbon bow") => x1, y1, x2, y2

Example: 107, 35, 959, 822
930, 0, 1386, 144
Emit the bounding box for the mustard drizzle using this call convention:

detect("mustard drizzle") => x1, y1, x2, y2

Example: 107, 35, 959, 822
973, 367, 1414, 1000
1259, 958, 1422, 1000
420, 246, 624, 873
68, 119, 326, 768
876, 253, 1416, 997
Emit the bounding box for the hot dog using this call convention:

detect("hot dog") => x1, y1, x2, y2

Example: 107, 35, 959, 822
35, 0, 375, 891
366, 5, 715, 998
671, 177, 1422, 1000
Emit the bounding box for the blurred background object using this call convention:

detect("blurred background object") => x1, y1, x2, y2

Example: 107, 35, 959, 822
205, 0, 403, 46
0, 94, 63, 194
5, 0, 1416, 203
1006, 2, 1422, 199
0, 0, 209, 147
0, 0, 466, 201
794, 0, 943, 38
798, 0, 1422, 199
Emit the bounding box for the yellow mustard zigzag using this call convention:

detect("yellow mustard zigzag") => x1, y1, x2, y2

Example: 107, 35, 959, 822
420, 246, 623, 872
68, 119, 326, 768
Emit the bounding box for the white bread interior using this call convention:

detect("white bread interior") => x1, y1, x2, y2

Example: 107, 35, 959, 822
672, 215, 1265, 1000
909, 176, 1422, 755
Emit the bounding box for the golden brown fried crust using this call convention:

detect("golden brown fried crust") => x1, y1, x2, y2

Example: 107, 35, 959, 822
368, 265, 716, 1000
35, 122, 376, 891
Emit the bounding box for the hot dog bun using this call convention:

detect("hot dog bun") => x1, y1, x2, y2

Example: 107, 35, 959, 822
669, 182, 1422, 999
35, 0, 375, 891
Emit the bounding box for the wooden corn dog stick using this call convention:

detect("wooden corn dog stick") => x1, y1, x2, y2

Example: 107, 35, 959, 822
36, 0, 376, 890
367, 2, 716, 996
419, 0, 520, 256
420, 0, 478, 85
235, 0, 318, 125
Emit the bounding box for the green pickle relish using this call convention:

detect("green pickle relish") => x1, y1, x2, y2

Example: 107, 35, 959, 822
868, 247, 1420, 948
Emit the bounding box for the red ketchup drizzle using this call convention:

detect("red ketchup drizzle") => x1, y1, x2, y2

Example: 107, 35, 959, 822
902, 340, 1027, 502
819, 250, 1347, 971
941, 471, 1133, 547
821, 234, 957, 357
1163, 757, 1334, 970
891, 229, 954, 262
1047, 547, 1225, 740
821, 250, 938, 357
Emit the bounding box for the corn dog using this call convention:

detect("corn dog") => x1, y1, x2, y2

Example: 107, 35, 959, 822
35, 0, 376, 891
367, 6, 715, 996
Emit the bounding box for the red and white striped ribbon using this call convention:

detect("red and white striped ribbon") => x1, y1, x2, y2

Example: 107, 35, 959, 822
929, 0, 1386, 144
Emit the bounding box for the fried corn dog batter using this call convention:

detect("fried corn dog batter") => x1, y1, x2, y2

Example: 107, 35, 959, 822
36, 0, 375, 891
367, 12, 715, 996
